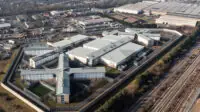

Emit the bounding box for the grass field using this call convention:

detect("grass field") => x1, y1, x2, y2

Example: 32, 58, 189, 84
29, 83, 51, 97
0, 49, 35, 112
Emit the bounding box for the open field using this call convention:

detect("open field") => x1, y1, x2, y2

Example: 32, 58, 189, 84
0, 49, 35, 112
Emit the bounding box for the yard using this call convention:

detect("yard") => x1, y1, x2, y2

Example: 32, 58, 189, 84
29, 83, 51, 97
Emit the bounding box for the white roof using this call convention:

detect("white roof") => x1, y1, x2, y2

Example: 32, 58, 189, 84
83, 39, 114, 50
114, 1, 157, 12
67, 47, 95, 59
0, 23, 11, 28
79, 18, 113, 26
88, 37, 133, 59
101, 42, 144, 65
70, 67, 106, 74
102, 35, 124, 42
52, 34, 89, 48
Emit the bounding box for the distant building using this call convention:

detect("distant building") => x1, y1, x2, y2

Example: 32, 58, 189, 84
156, 15, 200, 27
74, 16, 122, 34
0, 23, 11, 29
47, 34, 90, 49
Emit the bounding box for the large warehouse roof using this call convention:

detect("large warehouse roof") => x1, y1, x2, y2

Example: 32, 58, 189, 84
156, 15, 200, 27
101, 42, 144, 65
83, 39, 114, 50
143, 2, 200, 18
88, 37, 133, 59
0, 23, 11, 28
51, 34, 89, 48
102, 35, 124, 42
67, 47, 95, 59
114, 1, 157, 14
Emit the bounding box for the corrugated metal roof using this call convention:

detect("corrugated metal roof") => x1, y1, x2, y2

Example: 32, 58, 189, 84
101, 42, 144, 65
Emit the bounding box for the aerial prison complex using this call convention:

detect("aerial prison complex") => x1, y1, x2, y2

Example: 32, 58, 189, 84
25, 29, 171, 69
114, 1, 200, 27
20, 28, 179, 104
21, 53, 106, 104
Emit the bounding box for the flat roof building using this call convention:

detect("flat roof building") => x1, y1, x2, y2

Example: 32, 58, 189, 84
24, 43, 54, 56
101, 42, 144, 68
114, 1, 156, 14
70, 67, 106, 79
0, 23, 11, 29
67, 47, 95, 64
29, 50, 59, 68
48, 34, 90, 49
156, 15, 200, 27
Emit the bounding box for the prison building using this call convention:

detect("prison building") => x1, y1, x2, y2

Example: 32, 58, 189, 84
125, 28, 154, 46
48, 34, 90, 49
57, 53, 69, 70
83, 35, 124, 51
87, 36, 134, 66
101, 42, 144, 68
67, 47, 95, 64
56, 70, 70, 104
70, 67, 106, 80
24, 43, 54, 56
20, 69, 57, 81
29, 50, 59, 68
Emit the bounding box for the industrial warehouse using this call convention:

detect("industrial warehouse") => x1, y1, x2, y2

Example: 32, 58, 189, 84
114, 1, 200, 27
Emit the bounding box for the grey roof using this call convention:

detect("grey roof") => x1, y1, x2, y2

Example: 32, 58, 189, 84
87, 36, 133, 59
0, 23, 11, 28
78, 18, 113, 26
31, 50, 59, 62
143, 1, 200, 19
67, 47, 95, 59
20, 69, 57, 76
58, 53, 69, 70
70, 67, 106, 74
56, 70, 70, 95
52, 34, 89, 48
83, 39, 114, 50
101, 42, 144, 65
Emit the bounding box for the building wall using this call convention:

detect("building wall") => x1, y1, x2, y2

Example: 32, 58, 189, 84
73, 73, 105, 79
68, 54, 88, 64
56, 94, 70, 104
29, 53, 59, 68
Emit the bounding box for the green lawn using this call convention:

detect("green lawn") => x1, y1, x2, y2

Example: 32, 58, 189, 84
29, 84, 51, 97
